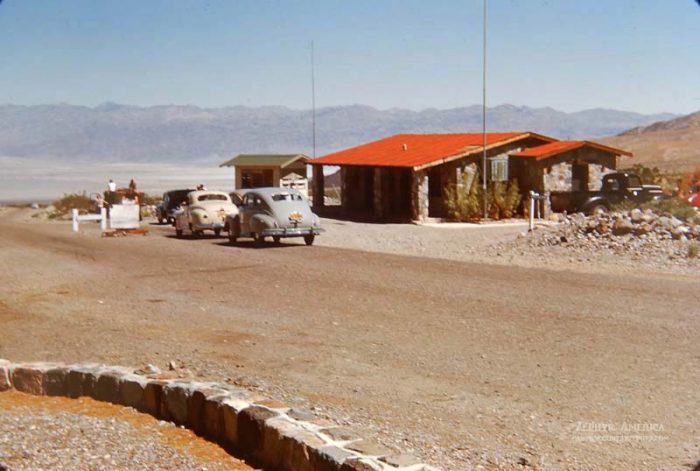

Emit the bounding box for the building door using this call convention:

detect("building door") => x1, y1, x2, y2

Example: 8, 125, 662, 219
427, 166, 444, 217
572, 162, 589, 191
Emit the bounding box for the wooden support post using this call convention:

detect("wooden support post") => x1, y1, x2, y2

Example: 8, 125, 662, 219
312, 165, 324, 210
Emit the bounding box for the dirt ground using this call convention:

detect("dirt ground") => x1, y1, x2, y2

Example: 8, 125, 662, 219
0, 207, 698, 470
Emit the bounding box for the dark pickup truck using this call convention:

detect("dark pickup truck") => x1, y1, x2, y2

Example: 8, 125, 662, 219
550, 172, 667, 215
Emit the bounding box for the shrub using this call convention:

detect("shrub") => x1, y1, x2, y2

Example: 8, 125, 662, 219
444, 169, 483, 222
688, 242, 700, 259
488, 179, 521, 219
51, 192, 94, 216
139, 192, 162, 206
678, 165, 700, 199
444, 169, 522, 221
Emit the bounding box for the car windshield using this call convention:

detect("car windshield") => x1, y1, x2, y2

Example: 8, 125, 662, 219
271, 193, 302, 202
197, 194, 228, 201
627, 176, 642, 188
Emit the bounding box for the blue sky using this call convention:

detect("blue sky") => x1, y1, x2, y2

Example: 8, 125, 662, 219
1, 0, 699, 114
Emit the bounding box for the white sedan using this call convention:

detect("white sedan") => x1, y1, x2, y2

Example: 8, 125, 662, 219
175, 191, 238, 238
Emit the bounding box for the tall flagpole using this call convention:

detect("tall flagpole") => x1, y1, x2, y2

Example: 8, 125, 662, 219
482, 0, 488, 219
311, 40, 317, 159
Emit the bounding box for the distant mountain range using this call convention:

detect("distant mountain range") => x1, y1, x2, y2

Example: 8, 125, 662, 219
0, 103, 676, 163
602, 111, 700, 172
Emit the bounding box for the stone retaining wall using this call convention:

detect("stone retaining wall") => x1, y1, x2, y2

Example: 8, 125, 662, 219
0, 359, 438, 471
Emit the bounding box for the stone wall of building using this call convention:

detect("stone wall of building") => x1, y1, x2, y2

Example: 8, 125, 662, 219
543, 162, 573, 192
411, 170, 428, 222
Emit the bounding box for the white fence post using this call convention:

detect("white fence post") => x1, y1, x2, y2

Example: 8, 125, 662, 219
100, 207, 107, 231
72, 209, 79, 232
529, 191, 536, 232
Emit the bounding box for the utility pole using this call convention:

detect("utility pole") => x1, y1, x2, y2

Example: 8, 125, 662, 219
482, 0, 488, 220
311, 40, 317, 159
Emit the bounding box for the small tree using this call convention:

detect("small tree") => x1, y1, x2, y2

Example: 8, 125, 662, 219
444, 169, 483, 222
488, 179, 522, 219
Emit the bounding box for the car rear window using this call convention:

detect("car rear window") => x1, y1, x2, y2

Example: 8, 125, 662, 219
271, 193, 302, 201
197, 194, 228, 201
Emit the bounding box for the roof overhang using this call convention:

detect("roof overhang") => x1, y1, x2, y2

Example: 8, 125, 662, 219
510, 140, 633, 161
412, 132, 556, 171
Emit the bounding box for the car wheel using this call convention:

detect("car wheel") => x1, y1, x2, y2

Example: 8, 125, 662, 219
214, 228, 221, 237
589, 204, 608, 216
304, 234, 315, 246
253, 232, 265, 247
158, 217, 164, 224
273, 236, 281, 244
175, 229, 183, 238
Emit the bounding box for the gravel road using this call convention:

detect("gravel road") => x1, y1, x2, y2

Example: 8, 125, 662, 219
0, 390, 252, 470
0, 208, 698, 470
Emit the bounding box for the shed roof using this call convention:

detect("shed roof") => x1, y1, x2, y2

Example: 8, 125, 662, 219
219, 154, 308, 168
510, 141, 632, 160
309, 132, 554, 170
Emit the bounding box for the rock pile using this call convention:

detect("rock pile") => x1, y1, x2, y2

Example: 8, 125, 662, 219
527, 208, 700, 261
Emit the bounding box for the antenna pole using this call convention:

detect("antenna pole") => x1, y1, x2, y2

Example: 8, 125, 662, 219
482, 0, 488, 220
311, 40, 317, 159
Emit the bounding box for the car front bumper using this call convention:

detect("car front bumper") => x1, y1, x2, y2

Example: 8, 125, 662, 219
261, 227, 324, 237
195, 222, 226, 230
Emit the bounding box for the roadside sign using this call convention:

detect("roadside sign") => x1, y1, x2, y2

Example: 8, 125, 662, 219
109, 204, 140, 229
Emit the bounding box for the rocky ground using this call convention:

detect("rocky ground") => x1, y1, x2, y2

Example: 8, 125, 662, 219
487, 208, 700, 275
0, 390, 252, 470
316, 211, 699, 276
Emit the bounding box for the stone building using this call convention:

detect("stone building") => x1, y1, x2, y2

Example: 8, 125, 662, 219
308, 133, 631, 221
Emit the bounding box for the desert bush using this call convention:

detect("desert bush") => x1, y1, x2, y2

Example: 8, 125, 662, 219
51, 192, 94, 217
688, 242, 700, 259
444, 169, 483, 221
139, 192, 161, 206
444, 170, 522, 221
488, 179, 521, 219
678, 165, 700, 198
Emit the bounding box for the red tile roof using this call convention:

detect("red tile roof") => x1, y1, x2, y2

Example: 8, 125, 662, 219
309, 132, 554, 169
511, 140, 632, 160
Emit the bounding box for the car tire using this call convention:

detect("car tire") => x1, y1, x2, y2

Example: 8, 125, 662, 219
214, 228, 221, 237
253, 232, 264, 247
589, 204, 608, 216
158, 217, 164, 224
304, 234, 315, 246
273, 236, 281, 244
175, 229, 183, 238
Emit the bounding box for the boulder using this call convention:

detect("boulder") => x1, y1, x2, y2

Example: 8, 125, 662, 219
187, 386, 227, 436
221, 397, 251, 447
237, 406, 279, 456
310, 445, 357, 471
11, 364, 49, 395
65, 365, 102, 398
45, 367, 70, 396
143, 380, 168, 417
162, 382, 194, 425
119, 375, 148, 411
630, 208, 644, 223
0, 359, 12, 391
612, 218, 634, 236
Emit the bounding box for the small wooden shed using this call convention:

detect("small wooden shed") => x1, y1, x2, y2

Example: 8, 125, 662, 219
220, 154, 309, 190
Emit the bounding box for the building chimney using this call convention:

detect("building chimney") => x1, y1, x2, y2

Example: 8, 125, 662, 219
402, 143, 408, 151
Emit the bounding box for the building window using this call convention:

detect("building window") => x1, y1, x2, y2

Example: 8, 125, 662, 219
490, 156, 508, 182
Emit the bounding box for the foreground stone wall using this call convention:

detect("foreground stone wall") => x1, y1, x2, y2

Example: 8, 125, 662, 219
0, 360, 438, 471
